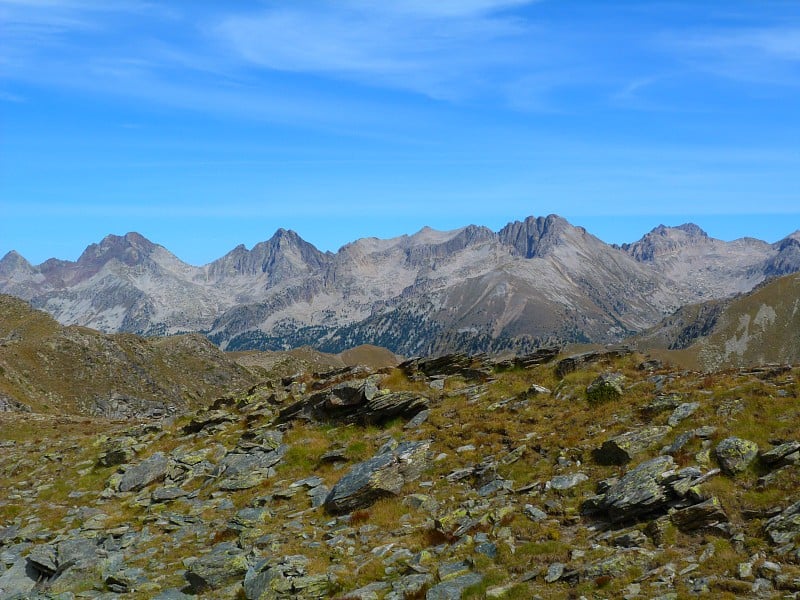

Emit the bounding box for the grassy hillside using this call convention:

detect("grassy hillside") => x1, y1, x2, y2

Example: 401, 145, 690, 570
636, 272, 800, 371
0, 294, 258, 415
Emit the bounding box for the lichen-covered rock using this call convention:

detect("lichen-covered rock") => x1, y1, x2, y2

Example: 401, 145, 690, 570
185, 542, 249, 593
600, 455, 675, 522
586, 372, 625, 403
764, 500, 800, 545
715, 437, 759, 475
595, 426, 672, 465
579, 549, 652, 581
98, 436, 138, 467
324, 440, 431, 514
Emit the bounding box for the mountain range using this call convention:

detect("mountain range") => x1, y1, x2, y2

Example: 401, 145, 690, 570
2, 215, 799, 355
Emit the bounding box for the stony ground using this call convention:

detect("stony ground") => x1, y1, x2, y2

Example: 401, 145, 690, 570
1, 349, 799, 599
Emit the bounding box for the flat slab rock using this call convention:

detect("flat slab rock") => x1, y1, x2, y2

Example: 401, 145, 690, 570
595, 426, 672, 465
119, 452, 169, 493
600, 455, 675, 522
764, 499, 800, 545
425, 572, 484, 600
324, 440, 431, 514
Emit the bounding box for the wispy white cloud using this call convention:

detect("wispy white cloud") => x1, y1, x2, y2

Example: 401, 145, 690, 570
662, 26, 800, 86
214, 2, 543, 101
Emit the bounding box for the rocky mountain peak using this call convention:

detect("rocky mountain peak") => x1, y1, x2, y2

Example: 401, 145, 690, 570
77, 232, 158, 268
497, 214, 572, 258
765, 234, 800, 277
208, 229, 329, 280
672, 223, 708, 238
623, 223, 711, 263
0, 251, 33, 276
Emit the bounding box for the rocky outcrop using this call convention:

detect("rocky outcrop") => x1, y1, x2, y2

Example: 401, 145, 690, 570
400, 354, 493, 381
497, 214, 571, 258
324, 440, 431, 514
277, 375, 429, 426
555, 348, 632, 378
764, 500, 800, 545
597, 456, 676, 522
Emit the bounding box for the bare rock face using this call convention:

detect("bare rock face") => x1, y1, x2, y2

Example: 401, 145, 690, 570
497, 214, 571, 258
324, 440, 431, 514
623, 223, 709, 263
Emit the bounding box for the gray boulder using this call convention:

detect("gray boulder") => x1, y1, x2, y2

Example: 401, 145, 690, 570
216, 445, 288, 491
600, 455, 675, 522
324, 440, 431, 514
0, 557, 38, 597
764, 499, 800, 545
761, 441, 800, 467
715, 437, 759, 475
426, 572, 483, 599
595, 426, 672, 465
119, 452, 169, 492
550, 473, 588, 490
668, 402, 700, 427
184, 542, 249, 593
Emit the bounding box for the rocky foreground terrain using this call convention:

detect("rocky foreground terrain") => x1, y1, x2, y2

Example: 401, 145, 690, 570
3, 215, 799, 355
1, 346, 799, 599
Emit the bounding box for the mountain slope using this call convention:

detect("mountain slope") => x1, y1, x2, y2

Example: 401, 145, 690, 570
0, 295, 257, 416
636, 271, 800, 370
2, 215, 798, 355
621, 223, 776, 302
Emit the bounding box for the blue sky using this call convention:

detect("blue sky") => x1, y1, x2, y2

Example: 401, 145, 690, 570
1, 0, 799, 265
